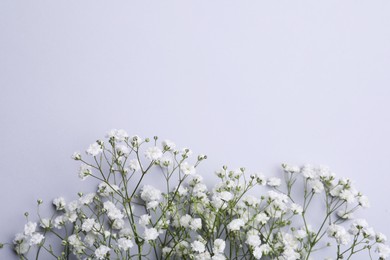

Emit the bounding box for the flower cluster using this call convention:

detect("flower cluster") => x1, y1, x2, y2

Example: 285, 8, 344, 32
1, 129, 389, 260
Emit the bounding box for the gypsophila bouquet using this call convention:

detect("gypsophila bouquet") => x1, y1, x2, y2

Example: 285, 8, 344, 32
1, 129, 389, 260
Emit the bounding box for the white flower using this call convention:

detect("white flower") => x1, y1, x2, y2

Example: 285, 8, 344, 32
212, 254, 226, 260
191, 240, 206, 253
308, 179, 324, 193
143, 227, 159, 241
218, 191, 233, 202
141, 185, 162, 202
40, 218, 52, 229
53, 215, 65, 229
87, 142, 103, 156
376, 244, 390, 259
98, 182, 119, 197
95, 245, 110, 259
290, 203, 303, 215
339, 189, 356, 204
177, 185, 188, 196
180, 214, 192, 228
146, 201, 159, 210
376, 233, 387, 243
118, 238, 134, 251
145, 146, 163, 160
162, 140, 176, 150
180, 162, 196, 175
255, 212, 270, 225
139, 214, 151, 227
103, 201, 124, 220
213, 239, 225, 254
301, 164, 317, 179
227, 218, 245, 231
82, 218, 96, 232
358, 195, 370, 208
246, 234, 262, 248
190, 218, 202, 230
267, 177, 281, 187
128, 159, 141, 171
68, 234, 85, 254
53, 197, 66, 211
160, 156, 173, 167
29, 233, 44, 245
328, 224, 351, 245
252, 246, 263, 259
79, 193, 95, 205
250, 173, 267, 185
24, 222, 37, 236
106, 129, 128, 141
243, 195, 260, 207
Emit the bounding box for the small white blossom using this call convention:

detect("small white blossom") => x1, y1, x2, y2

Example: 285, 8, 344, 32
94, 245, 110, 259
145, 146, 163, 160
87, 142, 103, 156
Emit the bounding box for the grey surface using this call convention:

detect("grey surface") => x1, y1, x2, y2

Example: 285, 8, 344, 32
1, 1, 390, 259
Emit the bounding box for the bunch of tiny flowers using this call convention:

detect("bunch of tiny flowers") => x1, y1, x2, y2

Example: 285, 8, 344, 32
1, 129, 388, 260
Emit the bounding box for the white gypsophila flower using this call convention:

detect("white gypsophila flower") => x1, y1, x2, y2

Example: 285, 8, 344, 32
116, 144, 130, 156
191, 240, 206, 253
40, 218, 52, 229
218, 191, 233, 202
283, 164, 300, 173
195, 251, 211, 259
301, 164, 317, 179
252, 246, 263, 259
146, 200, 159, 210
212, 254, 226, 260
358, 195, 370, 208
308, 179, 324, 193
13, 233, 29, 255
53, 197, 66, 211
67, 200, 80, 212
282, 247, 300, 260
141, 185, 162, 202
103, 201, 124, 220
246, 234, 262, 248
227, 218, 245, 232
98, 182, 119, 197
242, 195, 260, 207
376, 233, 387, 243
29, 233, 44, 245
118, 237, 134, 251
106, 129, 128, 141
86, 142, 103, 156
68, 234, 85, 254
190, 218, 202, 230
24, 222, 37, 236
327, 224, 351, 245
162, 139, 176, 150
143, 227, 159, 241
181, 148, 193, 157
376, 244, 390, 259
160, 156, 173, 168
339, 189, 356, 204
113, 219, 125, 230
180, 214, 192, 228
95, 245, 110, 260
337, 210, 353, 220
255, 212, 270, 225
250, 172, 267, 185
259, 244, 271, 255
363, 227, 376, 240
294, 229, 307, 240
84, 235, 96, 246
128, 158, 141, 171
290, 203, 303, 215
72, 152, 81, 160
145, 146, 163, 160
78, 164, 92, 180
82, 218, 96, 232
53, 215, 65, 229
267, 177, 281, 187
213, 238, 226, 254
79, 193, 95, 205
139, 214, 151, 227
180, 162, 196, 175
177, 185, 188, 196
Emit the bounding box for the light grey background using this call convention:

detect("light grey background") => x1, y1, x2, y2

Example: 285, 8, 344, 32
1, 1, 390, 259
